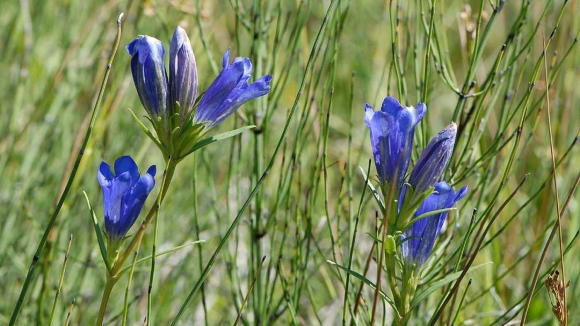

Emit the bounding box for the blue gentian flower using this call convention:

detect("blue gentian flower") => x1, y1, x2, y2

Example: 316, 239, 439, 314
364, 96, 426, 189
195, 49, 273, 130
97, 156, 156, 241
408, 122, 457, 197
401, 181, 467, 269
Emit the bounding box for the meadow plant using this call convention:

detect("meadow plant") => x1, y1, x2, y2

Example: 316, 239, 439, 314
365, 96, 467, 324
94, 25, 272, 324
3, 1, 580, 325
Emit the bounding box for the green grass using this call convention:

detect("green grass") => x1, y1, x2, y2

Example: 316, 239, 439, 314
1, 0, 579, 325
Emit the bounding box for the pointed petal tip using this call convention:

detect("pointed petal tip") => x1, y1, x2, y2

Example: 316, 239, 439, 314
415, 102, 427, 121
222, 49, 231, 68
147, 165, 157, 177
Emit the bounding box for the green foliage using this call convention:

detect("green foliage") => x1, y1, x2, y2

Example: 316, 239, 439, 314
1, 0, 579, 325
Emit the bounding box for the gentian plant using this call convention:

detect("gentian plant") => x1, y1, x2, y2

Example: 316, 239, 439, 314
364, 96, 467, 324
93, 26, 272, 325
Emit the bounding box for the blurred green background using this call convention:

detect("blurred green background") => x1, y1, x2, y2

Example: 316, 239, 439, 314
1, 0, 579, 325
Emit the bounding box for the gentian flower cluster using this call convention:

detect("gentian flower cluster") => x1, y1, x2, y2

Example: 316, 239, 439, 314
97, 156, 156, 243
365, 97, 467, 270
127, 26, 272, 160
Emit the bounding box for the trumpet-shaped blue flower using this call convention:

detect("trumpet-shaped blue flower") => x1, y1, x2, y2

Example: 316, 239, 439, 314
98, 156, 156, 240
364, 96, 426, 189
401, 181, 467, 269
408, 122, 457, 197
195, 49, 273, 130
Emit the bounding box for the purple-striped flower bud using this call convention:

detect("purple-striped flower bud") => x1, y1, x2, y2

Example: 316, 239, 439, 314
98, 156, 156, 241
195, 49, 272, 130
127, 36, 169, 118
364, 97, 426, 189
401, 182, 467, 269
408, 122, 457, 197
170, 26, 198, 121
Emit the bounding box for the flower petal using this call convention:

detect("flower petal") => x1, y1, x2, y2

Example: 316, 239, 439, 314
408, 122, 457, 197
364, 97, 425, 188
170, 26, 198, 120
113, 156, 140, 186
195, 51, 272, 129
98, 157, 157, 241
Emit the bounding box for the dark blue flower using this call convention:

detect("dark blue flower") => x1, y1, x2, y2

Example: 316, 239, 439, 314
401, 182, 467, 269
98, 156, 156, 240
195, 49, 272, 130
127, 35, 169, 118
408, 122, 457, 197
364, 96, 426, 189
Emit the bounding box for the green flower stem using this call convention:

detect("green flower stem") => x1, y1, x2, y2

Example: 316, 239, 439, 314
370, 182, 397, 325
385, 243, 402, 308
399, 265, 418, 324
96, 274, 118, 326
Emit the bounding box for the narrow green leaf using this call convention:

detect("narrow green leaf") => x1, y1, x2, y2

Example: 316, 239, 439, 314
327, 260, 399, 314
83, 191, 111, 272
406, 207, 456, 227
181, 125, 256, 157
118, 240, 205, 277
410, 262, 492, 310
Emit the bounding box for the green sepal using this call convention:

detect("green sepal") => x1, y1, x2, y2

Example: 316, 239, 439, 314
385, 234, 397, 256
173, 122, 206, 159
83, 191, 111, 272
396, 184, 434, 232
128, 108, 169, 158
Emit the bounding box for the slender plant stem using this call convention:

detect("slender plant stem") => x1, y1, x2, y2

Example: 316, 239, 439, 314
96, 274, 118, 326
169, 2, 337, 324
370, 182, 396, 325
